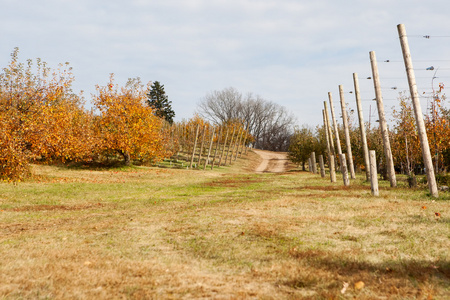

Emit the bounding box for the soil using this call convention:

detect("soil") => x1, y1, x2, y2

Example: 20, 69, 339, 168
252, 149, 290, 173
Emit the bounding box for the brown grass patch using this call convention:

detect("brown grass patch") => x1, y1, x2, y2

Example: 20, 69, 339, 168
0, 154, 449, 299
301, 184, 371, 191
203, 177, 262, 188
6, 203, 105, 212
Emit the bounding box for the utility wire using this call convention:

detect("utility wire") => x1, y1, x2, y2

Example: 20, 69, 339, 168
408, 35, 450, 38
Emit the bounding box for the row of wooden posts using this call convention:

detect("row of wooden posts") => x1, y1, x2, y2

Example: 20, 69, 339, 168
312, 24, 439, 197
181, 124, 248, 170
307, 151, 379, 196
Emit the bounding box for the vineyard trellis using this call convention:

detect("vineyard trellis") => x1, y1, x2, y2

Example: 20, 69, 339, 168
289, 24, 449, 198
157, 119, 252, 170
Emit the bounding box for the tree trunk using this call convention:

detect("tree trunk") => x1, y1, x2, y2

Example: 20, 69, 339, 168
119, 150, 131, 166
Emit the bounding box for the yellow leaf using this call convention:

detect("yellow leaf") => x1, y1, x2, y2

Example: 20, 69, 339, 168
354, 281, 365, 290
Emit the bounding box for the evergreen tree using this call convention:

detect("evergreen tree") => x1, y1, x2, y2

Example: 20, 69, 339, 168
147, 81, 175, 124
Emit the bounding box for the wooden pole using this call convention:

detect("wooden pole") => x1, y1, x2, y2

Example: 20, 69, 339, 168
211, 127, 222, 169
370, 50, 397, 187
339, 85, 356, 179
230, 128, 241, 164
397, 24, 438, 198
224, 127, 235, 165
353, 72, 371, 181
311, 152, 317, 174
369, 150, 379, 196
234, 129, 243, 161
328, 92, 343, 164
329, 155, 336, 183
323, 110, 336, 182
323, 102, 336, 160
189, 124, 200, 168
218, 128, 229, 167
204, 129, 215, 170
340, 154, 350, 186
197, 125, 207, 167
323, 110, 331, 156
319, 155, 325, 178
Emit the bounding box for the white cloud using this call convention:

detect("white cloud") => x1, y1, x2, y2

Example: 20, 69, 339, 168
1, 0, 450, 126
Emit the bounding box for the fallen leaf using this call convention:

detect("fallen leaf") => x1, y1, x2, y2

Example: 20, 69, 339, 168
435, 212, 441, 217
422, 206, 427, 209
355, 281, 365, 290
84, 261, 92, 266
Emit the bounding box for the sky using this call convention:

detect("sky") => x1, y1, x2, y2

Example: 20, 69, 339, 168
2, 0, 450, 127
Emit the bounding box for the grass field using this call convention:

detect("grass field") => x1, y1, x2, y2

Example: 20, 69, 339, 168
0, 151, 449, 299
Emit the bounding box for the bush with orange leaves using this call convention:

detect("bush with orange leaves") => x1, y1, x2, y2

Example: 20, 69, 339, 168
93, 76, 170, 165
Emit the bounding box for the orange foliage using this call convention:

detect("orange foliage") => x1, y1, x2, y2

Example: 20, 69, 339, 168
93, 75, 168, 164
425, 83, 450, 172
0, 48, 94, 180
1, 49, 172, 180
1, 48, 253, 180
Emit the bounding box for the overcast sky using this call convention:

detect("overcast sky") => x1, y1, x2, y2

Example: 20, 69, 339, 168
2, 0, 450, 127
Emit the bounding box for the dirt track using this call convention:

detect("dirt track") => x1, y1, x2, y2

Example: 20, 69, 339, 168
253, 149, 290, 173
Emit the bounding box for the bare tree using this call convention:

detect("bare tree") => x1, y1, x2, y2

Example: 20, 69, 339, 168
197, 87, 296, 151
197, 87, 242, 124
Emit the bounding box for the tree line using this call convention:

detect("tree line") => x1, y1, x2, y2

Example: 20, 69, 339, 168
0, 49, 257, 181
197, 87, 296, 151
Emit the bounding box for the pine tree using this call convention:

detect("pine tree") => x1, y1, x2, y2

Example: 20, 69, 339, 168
147, 81, 175, 124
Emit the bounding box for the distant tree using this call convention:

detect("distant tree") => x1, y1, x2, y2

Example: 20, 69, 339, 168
147, 81, 175, 124
288, 125, 318, 170
197, 87, 296, 151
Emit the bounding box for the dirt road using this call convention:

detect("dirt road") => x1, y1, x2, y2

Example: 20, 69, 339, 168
253, 149, 290, 173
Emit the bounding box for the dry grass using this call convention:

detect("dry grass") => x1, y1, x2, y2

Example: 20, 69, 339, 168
0, 152, 449, 299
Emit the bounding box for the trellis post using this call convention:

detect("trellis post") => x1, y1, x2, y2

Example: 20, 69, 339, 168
370, 50, 397, 187
397, 24, 438, 197
339, 85, 356, 179
353, 73, 371, 181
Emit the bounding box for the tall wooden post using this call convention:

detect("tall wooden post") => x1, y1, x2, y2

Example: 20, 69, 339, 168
323, 109, 336, 183
230, 128, 241, 164
218, 128, 229, 167
397, 24, 438, 198
339, 85, 356, 179
323, 110, 331, 154
369, 150, 379, 196
329, 155, 336, 183
224, 127, 235, 165
238, 132, 246, 158
319, 155, 325, 178
328, 92, 343, 165
204, 130, 215, 170
340, 154, 350, 186
211, 127, 222, 169
370, 50, 397, 187
323, 102, 336, 160
189, 124, 200, 168
234, 129, 243, 161
197, 125, 207, 167
311, 152, 317, 174
353, 73, 371, 181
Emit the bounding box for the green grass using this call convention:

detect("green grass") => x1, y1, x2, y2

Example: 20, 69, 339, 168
0, 152, 449, 299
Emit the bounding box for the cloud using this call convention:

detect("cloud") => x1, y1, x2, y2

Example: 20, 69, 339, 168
1, 0, 450, 126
